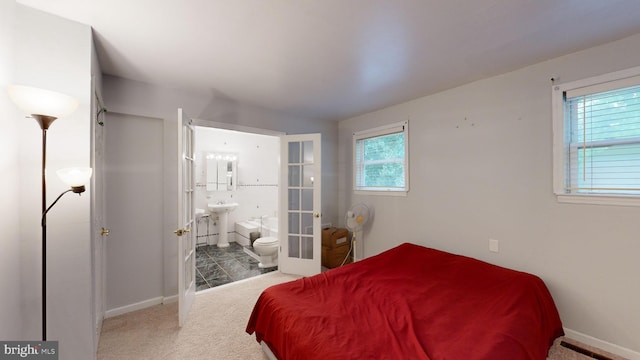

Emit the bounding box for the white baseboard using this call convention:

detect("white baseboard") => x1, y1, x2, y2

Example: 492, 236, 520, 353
163, 295, 178, 304
105, 296, 164, 318
564, 328, 640, 360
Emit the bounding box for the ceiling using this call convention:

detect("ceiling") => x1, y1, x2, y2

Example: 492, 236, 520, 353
17, 0, 640, 121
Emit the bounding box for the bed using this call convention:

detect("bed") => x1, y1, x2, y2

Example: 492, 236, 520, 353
247, 243, 564, 360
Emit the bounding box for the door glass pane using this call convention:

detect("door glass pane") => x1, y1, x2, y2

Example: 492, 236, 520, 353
288, 189, 300, 210
301, 189, 313, 211
288, 165, 301, 186
288, 212, 300, 234
302, 213, 313, 235
289, 142, 300, 163
303, 165, 314, 187
301, 236, 313, 259
288, 235, 300, 258
302, 141, 313, 163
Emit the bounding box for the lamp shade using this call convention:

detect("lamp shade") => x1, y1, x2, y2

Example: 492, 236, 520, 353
7, 85, 79, 118
56, 167, 93, 187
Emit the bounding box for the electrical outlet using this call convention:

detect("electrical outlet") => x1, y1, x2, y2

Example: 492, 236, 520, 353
489, 239, 499, 253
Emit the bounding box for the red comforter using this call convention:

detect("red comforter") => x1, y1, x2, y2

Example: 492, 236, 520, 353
247, 243, 563, 360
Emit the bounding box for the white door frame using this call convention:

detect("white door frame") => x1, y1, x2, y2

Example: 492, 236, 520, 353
90, 77, 106, 351
176, 119, 323, 294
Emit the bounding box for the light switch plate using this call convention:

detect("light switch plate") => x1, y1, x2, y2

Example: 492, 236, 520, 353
489, 239, 499, 253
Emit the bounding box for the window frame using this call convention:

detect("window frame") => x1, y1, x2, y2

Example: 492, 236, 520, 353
353, 120, 409, 196
552, 65, 640, 206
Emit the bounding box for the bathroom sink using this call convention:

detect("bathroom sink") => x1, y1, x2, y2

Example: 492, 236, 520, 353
208, 202, 239, 213
207, 202, 238, 248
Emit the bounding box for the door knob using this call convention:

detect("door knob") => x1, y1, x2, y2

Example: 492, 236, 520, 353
174, 228, 191, 236
101, 227, 110, 236
313, 213, 321, 218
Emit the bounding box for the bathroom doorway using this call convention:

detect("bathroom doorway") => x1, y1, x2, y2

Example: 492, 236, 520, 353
192, 121, 283, 291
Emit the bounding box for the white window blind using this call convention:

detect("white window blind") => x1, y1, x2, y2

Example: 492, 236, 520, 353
353, 121, 408, 194
563, 78, 640, 195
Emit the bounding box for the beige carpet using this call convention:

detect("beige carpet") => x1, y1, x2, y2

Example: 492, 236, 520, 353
98, 271, 627, 360
98, 272, 299, 360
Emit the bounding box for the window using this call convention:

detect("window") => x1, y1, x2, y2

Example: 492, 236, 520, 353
552, 66, 640, 206
353, 120, 409, 195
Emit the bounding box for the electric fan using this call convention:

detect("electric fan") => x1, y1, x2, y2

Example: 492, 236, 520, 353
345, 203, 371, 262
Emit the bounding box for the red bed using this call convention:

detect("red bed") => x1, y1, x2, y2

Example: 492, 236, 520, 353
247, 243, 563, 360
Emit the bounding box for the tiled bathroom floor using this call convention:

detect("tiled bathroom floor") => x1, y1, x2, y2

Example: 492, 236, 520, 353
195, 242, 277, 291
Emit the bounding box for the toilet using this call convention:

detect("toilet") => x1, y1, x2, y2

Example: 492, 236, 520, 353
253, 236, 279, 268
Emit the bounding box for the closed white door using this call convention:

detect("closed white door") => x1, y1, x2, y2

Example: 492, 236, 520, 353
105, 113, 163, 310
278, 133, 322, 276
177, 108, 196, 326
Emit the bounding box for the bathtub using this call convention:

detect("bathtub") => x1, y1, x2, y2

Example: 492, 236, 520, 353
235, 216, 278, 246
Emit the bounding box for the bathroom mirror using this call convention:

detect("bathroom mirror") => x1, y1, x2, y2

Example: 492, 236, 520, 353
205, 153, 237, 191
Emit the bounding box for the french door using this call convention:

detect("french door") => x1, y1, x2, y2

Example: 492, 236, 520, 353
278, 133, 322, 276
177, 108, 196, 326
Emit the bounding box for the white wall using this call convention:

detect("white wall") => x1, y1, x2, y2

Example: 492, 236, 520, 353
102, 76, 339, 300
338, 33, 640, 357
0, 0, 22, 339
194, 127, 280, 245
13, 4, 95, 359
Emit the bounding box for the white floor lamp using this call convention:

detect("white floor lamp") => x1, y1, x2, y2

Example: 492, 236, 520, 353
8, 85, 92, 341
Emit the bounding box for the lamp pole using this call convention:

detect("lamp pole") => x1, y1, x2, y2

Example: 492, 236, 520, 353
33, 114, 56, 341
